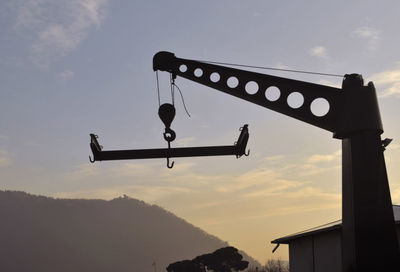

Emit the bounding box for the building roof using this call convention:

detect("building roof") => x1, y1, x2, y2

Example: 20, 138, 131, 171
272, 205, 400, 244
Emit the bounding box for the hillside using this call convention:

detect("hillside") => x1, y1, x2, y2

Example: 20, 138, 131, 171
0, 190, 259, 272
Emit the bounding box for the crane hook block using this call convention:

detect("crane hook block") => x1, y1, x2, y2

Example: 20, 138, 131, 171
158, 103, 176, 129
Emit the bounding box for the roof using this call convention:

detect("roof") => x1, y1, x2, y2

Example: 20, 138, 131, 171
272, 205, 400, 244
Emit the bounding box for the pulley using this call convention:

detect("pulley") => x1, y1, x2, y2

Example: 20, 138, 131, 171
158, 103, 176, 143
158, 103, 175, 130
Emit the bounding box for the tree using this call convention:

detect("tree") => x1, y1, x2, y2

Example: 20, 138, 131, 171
166, 260, 205, 272
194, 246, 248, 272
166, 246, 248, 272
264, 259, 289, 272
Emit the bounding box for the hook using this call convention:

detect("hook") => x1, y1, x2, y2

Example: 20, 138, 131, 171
245, 149, 250, 156
89, 156, 95, 163
166, 157, 174, 169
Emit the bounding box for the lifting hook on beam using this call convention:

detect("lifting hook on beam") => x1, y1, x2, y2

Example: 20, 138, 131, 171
237, 125, 250, 157
166, 157, 174, 169
89, 155, 95, 163
89, 134, 101, 164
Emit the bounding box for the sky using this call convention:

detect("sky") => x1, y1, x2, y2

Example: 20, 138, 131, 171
1, 0, 400, 264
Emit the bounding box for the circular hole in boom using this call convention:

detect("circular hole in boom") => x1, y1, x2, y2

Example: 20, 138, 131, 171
265, 86, 281, 101
310, 98, 330, 117
179, 65, 188, 72
227, 76, 239, 88
245, 81, 259, 94
210, 72, 220, 83
194, 68, 203, 77
287, 92, 304, 109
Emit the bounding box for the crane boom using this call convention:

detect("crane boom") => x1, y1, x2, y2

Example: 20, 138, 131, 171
153, 51, 382, 139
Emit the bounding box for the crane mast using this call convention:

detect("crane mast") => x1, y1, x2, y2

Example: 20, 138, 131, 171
153, 51, 400, 271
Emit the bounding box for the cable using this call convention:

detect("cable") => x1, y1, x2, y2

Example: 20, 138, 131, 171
170, 73, 175, 105
172, 82, 191, 118
155, 71, 161, 107
193, 59, 344, 78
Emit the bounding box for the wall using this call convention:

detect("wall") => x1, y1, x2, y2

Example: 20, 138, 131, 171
288, 230, 341, 272
313, 231, 341, 272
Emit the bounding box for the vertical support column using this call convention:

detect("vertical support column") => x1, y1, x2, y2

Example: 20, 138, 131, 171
342, 131, 400, 271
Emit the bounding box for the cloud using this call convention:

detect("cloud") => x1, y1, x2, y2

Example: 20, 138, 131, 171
60, 150, 341, 215
111, 162, 164, 178
309, 46, 328, 59
175, 137, 196, 147
262, 151, 340, 177
261, 155, 288, 164
353, 26, 380, 50
389, 143, 400, 150
0, 150, 12, 167
63, 163, 103, 181
214, 168, 282, 193
306, 150, 341, 164
13, 0, 109, 66
368, 66, 400, 98
13, 0, 47, 28
242, 179, 303, 198
58, 70, 74, 82
244, 187, 341, 219
197, 184, 341, 227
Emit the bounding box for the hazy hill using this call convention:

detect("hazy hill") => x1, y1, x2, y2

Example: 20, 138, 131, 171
0, 190, 259, 272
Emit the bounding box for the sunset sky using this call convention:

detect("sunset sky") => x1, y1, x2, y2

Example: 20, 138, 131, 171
2, 0, 400, 263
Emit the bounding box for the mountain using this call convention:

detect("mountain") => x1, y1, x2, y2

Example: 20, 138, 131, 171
0, 190, 259, 272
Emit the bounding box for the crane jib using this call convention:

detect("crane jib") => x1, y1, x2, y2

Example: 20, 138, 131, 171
153, 51, 383, 139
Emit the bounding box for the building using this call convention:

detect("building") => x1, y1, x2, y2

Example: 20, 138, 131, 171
271, 206, 400, 272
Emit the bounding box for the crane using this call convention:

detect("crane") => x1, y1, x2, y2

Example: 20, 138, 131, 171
152, 51, 400, 271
